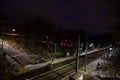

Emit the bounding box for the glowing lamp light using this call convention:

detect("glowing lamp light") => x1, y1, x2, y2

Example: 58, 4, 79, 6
109, 47, 112, 51
12, 29, 15, 32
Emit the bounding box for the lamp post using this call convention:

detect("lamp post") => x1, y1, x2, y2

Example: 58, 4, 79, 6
52, 43, 56, 62
1, 39, 3, 49
76, 35, 80, 72
0, 32, 4, 50
84, 35, 88, 72
0, 39, 3, 49
54, 43, 56, 55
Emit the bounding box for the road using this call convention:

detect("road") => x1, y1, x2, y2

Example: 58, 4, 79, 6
3, 41, 33, 65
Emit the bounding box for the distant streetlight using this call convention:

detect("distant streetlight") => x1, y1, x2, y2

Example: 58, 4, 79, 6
65, 39, 67, 42
46, 35, 48, 39
12, 29, 15, 33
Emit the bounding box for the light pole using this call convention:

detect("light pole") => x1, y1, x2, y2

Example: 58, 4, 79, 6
76, 35, 80, 72
52, 43, 56, 62
0, 32, 4, 50
1, 39, 3, 49
84, 35, 88, 72
0, 39, 3, 49
54, 43, 56, 55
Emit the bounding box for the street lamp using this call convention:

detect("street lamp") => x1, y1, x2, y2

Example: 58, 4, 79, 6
12, 28, 15, 33
84, 35, 88, 72
46, 35, 48, 39
76, 35, 80, 72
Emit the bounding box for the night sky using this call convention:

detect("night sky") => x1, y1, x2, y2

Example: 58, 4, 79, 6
2, 0, 119, 35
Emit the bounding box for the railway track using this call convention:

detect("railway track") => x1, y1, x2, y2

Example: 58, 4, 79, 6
30, 51, 102, 80
14, 49, 107, 80
31, 61, 76, 80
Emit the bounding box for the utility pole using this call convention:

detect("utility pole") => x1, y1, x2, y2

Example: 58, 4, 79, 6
0, 32, 4, 50
84, 34, 88, 72
52, 43, 56, 63
1, 40, 3, 49
0, 39, 3, 49
54, 43, 56, 55
76, 35, 80, 72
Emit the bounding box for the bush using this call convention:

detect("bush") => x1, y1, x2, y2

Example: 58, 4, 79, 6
55, 52, 66, 58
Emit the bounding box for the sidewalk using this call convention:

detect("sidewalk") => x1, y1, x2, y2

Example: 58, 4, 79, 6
3, 41, 32, 65
67, 58, 102, 80
86, 58, 102, 73
84, 58, 115, 79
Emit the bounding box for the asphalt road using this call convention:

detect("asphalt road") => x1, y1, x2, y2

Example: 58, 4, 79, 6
3, 41, 32, 65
